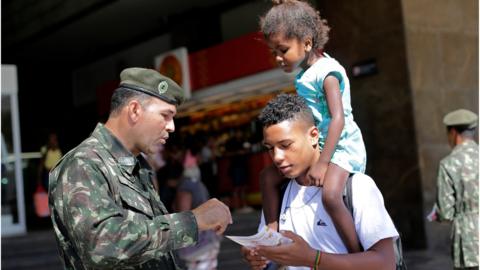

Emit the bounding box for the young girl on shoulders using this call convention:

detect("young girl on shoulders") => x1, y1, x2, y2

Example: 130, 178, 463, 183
259, 0, 367, 253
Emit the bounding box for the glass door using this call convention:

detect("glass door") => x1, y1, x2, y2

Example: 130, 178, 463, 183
1, 65, 26, 236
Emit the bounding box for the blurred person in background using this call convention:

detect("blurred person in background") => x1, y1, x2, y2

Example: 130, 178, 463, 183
175, 145, 221, 270
157, 144, 185, 212
37, 131, 62, 190
226, 129, 254, 213
199, 136, 219, 199
432, 109, 478, 270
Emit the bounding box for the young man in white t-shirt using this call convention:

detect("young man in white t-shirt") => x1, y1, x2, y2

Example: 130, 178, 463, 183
242, 94, 398, 270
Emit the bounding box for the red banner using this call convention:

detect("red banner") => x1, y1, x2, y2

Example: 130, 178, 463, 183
189, 32, 276, 91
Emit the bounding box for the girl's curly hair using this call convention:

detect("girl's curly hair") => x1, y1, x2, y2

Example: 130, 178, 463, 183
260, 0, 330, 50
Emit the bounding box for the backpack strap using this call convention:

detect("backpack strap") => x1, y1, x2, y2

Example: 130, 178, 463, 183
343, 173, 364, 251
277, 180, 289, 230
343, 173, 407, 270
393, 236, 407, 270
343, 173, 354, 216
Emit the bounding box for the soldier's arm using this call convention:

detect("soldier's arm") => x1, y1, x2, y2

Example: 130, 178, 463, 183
435, 162, 455, 221
59, 158, 198, 268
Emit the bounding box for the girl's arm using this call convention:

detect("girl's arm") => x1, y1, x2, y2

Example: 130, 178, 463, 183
260, 164, 285, 230
319, 75, 345, 164
308, 75, 345, 185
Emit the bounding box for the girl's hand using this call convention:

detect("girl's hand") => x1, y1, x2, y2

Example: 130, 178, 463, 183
241, 246, 269, 270
256, 231, 317, 267
267, 222, 279, 232
307, 160, 328, 186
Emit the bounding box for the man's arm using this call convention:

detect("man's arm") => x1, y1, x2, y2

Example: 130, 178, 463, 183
435, 162, 455, 221
54, 158, 230, 268
255, 231, 395, 270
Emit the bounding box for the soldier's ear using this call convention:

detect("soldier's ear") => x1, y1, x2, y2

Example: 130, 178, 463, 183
127, 100, 143, 123
446, 127, 457, 147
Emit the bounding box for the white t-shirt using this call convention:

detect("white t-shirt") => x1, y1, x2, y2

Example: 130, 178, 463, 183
259, 173, 399, 270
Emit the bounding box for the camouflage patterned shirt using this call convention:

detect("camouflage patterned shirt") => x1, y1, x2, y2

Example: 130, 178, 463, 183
49, 123, 198, 269
435, 139, 478, 268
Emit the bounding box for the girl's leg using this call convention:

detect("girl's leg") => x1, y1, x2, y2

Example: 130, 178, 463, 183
322, 163, 361, 253
260, 164, 286, 231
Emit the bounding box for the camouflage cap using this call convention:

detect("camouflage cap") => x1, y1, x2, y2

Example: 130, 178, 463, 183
443, 109, 478, 128
119, 67, 185, 105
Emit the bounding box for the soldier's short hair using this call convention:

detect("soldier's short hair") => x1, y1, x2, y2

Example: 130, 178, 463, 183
109, 87, 152, 115
447, 125, 476, 138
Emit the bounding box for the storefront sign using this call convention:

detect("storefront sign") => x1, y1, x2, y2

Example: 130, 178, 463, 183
154, 47, 191, 98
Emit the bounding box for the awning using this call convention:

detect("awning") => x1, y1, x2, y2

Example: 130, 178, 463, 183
177, 68, 298, 118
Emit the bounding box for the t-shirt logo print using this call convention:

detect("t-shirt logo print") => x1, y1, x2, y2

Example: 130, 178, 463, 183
158, 81, 168, 94
316, 219, 327, 226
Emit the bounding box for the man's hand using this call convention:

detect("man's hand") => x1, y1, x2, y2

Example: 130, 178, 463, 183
307, 160, 328, 186
241, 246, 268, 270
256, 231, 316, 267
191, 198, 232, 235
426, 206, 438, 222
258, 232, 396, 270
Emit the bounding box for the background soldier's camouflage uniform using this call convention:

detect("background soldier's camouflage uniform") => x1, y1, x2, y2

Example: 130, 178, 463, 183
435, 139, 479, 269
49, 123, 198, 269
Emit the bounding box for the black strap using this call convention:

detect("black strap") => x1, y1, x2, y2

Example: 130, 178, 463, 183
343, 173, 354, 216
277, 181, 289, 231
343, 173, 406, 269
342, 173, 363, 251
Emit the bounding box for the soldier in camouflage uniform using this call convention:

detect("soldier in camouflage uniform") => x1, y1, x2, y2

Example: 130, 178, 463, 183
434, 108, 479, 270
49, 68, 232, 270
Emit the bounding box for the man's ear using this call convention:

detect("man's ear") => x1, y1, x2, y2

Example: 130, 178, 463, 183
308, 126, 319, 146
447, 127, 458, 147
126, 100, 143, 123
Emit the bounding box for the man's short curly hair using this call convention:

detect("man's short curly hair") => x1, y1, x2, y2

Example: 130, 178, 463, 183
258, 93, 315, 128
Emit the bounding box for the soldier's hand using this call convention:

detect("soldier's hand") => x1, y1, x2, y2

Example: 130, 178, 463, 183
191, 198, 232, 235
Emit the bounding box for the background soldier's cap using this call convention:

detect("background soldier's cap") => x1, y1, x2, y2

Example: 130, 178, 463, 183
443, 109, 478, 128
119, 67, 185, 105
